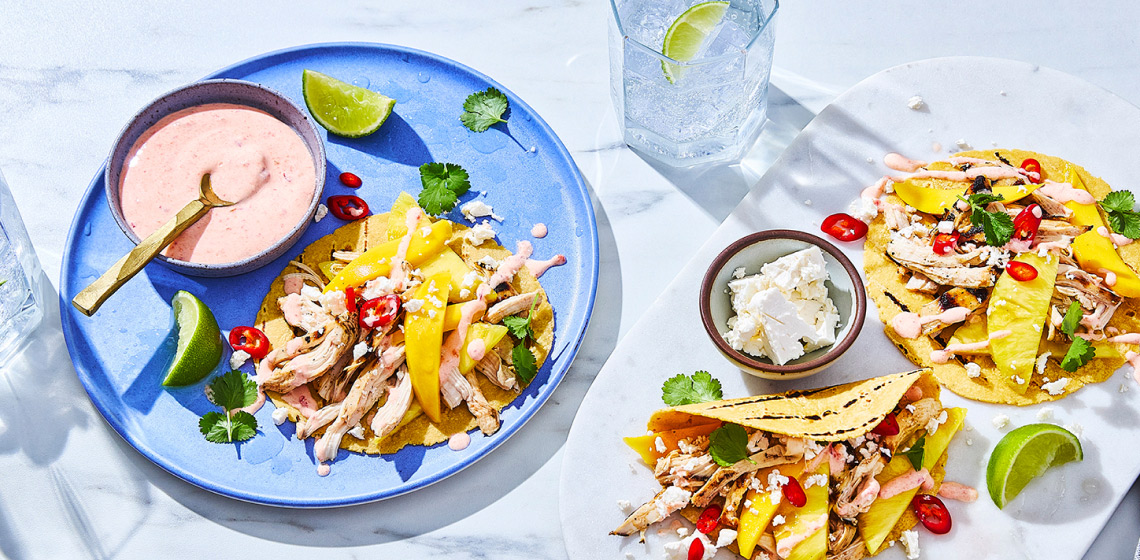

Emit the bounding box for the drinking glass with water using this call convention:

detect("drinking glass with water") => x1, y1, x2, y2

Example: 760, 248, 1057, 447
609, 0, 778, 166
0, 169, 44, 364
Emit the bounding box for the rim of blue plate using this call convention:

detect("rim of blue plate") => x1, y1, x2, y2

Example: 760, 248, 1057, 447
59, 41, 600, 507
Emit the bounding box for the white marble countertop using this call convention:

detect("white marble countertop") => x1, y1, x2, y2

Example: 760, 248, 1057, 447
1, 1, 1137, 558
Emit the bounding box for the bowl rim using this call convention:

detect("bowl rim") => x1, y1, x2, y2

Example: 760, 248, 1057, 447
103, 78, 327, 272
698, 229, 867, 374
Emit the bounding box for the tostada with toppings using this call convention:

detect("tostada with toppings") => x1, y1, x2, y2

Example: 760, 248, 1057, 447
248, 192, 560, 474
613, 369, 972, 560
858, 149, 1140, 405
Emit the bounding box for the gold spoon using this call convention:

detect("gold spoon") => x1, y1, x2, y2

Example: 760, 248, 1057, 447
73, 174, 234, 316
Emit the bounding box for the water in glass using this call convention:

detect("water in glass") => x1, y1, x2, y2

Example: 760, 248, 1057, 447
0, 170, 44, 364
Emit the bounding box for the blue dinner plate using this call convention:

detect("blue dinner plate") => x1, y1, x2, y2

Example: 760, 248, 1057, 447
59, 42, 598, 507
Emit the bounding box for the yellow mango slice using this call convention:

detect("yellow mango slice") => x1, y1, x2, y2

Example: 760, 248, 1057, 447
386, 191, 422, 241
893, 180, 1041, 215
859, 407, 965, 553
950, 317, 1119, 359
325, 219, 452, 293
420, 248, 481, 302
777, 463, 829, 560
737, 463, 805, 558
1060, 167, 1140, 297
946, 319, 990, 355
988, 253, 1058, 392
458, 323, 509, 374
623, 422, 721, 466
404, 272, 451, 423
317, 260, 344, 282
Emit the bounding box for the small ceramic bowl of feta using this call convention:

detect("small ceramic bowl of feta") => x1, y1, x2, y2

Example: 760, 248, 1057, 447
699, 230, 866, 379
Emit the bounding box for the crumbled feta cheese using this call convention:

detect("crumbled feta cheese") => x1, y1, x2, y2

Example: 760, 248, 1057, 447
319, 289, 349, 316
884, 180, 895, 194
1121, 383, 1130, 393
1063, 423, 1083, 437
361, 276, 397, 299
956, 139, 972, 150
664, 533, 714, 560
849, 196, 879, 223
905, 403, 917, 413
900, 529, 921, 559
300, 284, 322, 301
936, 221, 954, 234
460, 200, 503, 222
677, 527, 689, 538
732, 267, 747, 279
353, 341, 369, 361
617, 499, 632, 513
992, 414, 1011, 430
229, 349, 251, 369
476, 255, 500, 269
907, 96, 925, 110
420, 226, 432, 238
625, 553, 635, 560
766, 470, 790, 492
1036, 407, 1054, 421
771, 514, 786, 527
655, 436, 667, 453
348, 424, 365, 440
716, 529, 738, 548
1012, 374, 1026, 385
271, 407, 289, 426
804, 474, 828, 489
404, 299, 425, 313
466, 221, 497, 245
1042, 377, 1069, 396
965, 362, 982, 378
655, 486, 692, 520
314, 203, 328, 223
461, 270, 481, 288
804, 199, 812, 206
925, 410, 948, 435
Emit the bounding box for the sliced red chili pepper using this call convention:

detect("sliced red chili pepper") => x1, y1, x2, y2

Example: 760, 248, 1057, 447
871, 412, 901, 436
229, 326, 271, 360
912, 494, 952, 534
328, 195, 370, 221
821, 213, 869, 242
695, 505, 721, 533
359, 294, 401, 329
1012, 203, 1043, 241
782, 476, 807, 508
1020, 158, 1044, 184
345, 286, 357, 314
1006, 261, 1038, 282
932, 231, 960, 255
687, 537, 705, 560
339, 172, 362, 188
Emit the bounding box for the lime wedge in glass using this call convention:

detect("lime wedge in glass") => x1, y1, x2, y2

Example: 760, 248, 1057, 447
661, 1, 730, 83
162, 290, 224, 387
302, 69, 396, 138
986, 423, 1083, 509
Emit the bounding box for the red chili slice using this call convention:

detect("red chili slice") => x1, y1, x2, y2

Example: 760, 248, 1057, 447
359, 294, 401, 329
345, 286, 357, 314
871, 412, 901, 436
687, 537, 705, 560
912, 494, 952, 534
339, 172, 363, 188
1020, 158, 1044, 184
328, 195, 370, 221
932, 231, 960, 255
229, 326, 271, 360
1012, 204, 1042, 241
1006, 261, 1038, 282
782, 476, 807, 508
695, 505, 721, 533
821, 213, 869, 242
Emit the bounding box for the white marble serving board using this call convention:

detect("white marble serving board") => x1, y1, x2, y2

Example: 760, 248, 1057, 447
560, 57, 1140, 560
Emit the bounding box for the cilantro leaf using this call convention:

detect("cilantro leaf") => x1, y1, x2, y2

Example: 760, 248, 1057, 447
901, 436, 926, 470
1101, 190, 1135, 213
200, 412, 232, 443
1060, 301, 1083, 337
1100, 191, 1140, 239
460, 87, 509, 132
960, 193, 1014, 246
501, 296, 539, 340
661, 371, 723, 406
418, 163, 471, 215
228, 411, 259, 442
709, 424, 751, 467
1060, 336, 1096, 372
207, 370, 258, 411
512, 343, 537, 383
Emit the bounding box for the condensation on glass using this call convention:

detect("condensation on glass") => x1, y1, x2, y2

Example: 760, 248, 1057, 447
0, 169, 44, 364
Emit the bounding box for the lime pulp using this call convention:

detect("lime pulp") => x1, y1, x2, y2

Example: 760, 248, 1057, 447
986, 423, 1083, 509
162, 290, 223, 387
302, 69, 396, 138
660, 1, 730, 83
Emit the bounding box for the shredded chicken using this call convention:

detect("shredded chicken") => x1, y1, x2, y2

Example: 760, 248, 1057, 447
314, 344, 406, 464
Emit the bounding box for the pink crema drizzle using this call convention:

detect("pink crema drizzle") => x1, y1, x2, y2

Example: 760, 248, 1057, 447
1038, 181, 1095, 205
890, 307, 970, 339
883, 153, 927, 173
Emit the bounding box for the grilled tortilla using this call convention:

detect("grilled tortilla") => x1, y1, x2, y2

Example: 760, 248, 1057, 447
864, 149, 1140, 405
254, 212, 554, 453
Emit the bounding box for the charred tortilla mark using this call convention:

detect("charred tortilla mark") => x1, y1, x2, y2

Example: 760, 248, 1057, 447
884, 291, 910, 313
994, 152, 1012, 166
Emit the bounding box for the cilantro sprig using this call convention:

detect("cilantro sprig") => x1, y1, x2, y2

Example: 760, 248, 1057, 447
1059, 301, 1095, 372
1099, 191, 1140, 240
199, 370, 259, 444
661, 371, 723, 406
900, 435, 926, 470
504, 296, 539, 383
709, 423, 751, 467
958, 193, 1014, 246
417, 163, 471, 215
460, 87, 509, 133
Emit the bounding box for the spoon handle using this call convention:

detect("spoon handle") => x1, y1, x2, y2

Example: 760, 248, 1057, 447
72, 199, 210, 316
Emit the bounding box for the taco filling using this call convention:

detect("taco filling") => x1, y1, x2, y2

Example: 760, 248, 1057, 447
614, 370, 971, 560
251, 192, 557, 474
859, 149, 1140, 405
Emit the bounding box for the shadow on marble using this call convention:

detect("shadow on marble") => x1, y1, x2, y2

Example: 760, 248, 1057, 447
129, 180, 624, 546
630, 85, 816, 224
327, 112, 434, 168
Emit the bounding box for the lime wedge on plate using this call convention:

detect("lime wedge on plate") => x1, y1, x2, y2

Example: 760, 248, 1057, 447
162, 290, 224, 387
302, 69, 396, 138
986, 423, 1083, 508
661, 1, 730, 83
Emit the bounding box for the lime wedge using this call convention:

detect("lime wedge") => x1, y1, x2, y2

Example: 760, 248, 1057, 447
162, 290, 224, 387
302, 69, 396, 138
661, 1, 730, 83
986, 423, 1083, 508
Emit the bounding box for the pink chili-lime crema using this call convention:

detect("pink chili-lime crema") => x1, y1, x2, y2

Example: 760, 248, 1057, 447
118, 103, 317, 264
